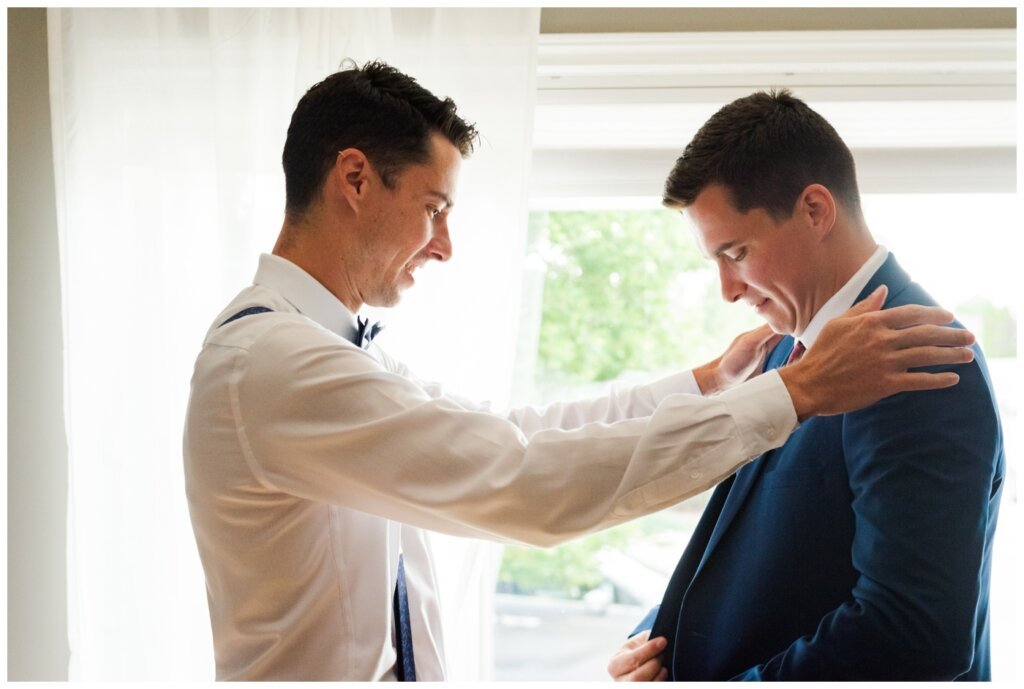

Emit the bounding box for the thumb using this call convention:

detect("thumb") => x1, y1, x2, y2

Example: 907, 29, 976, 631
846, 284, 887, 316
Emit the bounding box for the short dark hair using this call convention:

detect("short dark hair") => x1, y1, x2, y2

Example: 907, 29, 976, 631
282, 60, 478, 222
663, 89, 862, 221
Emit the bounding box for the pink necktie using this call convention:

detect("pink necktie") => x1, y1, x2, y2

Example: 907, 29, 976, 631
786, 341, 806, 366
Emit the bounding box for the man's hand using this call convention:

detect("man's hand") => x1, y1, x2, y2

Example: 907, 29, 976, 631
607, 630, 669, 681
780, 285, 976, 420
693, 325, 783, 395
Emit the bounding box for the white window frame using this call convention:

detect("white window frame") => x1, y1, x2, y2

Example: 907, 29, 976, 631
531, 28, 1016, 200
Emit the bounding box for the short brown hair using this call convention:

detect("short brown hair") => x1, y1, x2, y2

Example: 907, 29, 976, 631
663, 89, 862, 221
282, 60, 478, 222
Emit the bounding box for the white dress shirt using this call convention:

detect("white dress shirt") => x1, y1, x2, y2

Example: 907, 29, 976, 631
183, 253, 799, 680
794, 245, 889, 352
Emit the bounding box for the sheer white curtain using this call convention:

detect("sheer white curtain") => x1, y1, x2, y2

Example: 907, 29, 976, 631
47, 7, 538, 679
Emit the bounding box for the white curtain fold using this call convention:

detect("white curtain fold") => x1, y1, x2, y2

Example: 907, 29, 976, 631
47, 7, 538, 679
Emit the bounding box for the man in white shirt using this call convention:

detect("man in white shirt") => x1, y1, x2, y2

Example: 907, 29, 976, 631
184, 63, 976, 681
610, 90, 1003, 681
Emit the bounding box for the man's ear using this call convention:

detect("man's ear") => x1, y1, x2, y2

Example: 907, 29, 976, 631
796, 183, 836, 240
331, 148, 371, 214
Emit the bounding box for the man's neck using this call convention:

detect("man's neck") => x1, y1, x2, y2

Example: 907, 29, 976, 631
796, 228, 881, 346
825, 236, 877, 300
273, 218, 363, 314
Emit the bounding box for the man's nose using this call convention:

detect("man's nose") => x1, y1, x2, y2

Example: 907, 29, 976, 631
718, 262, 745, 303
427, 221, 452, 263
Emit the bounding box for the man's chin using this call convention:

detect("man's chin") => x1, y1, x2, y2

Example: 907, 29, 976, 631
760, 315, 793, 337
366, 290, 403, 309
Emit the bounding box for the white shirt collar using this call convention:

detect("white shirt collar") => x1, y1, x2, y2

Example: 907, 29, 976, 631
253, 253, 360, 343
797, 244, 889, 351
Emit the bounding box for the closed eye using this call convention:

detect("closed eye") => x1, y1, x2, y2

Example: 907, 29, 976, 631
728, 247, 747, 262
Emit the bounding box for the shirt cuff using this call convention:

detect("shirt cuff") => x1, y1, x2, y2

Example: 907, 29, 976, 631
644, 369, 702, 403
714, 369, 799, 460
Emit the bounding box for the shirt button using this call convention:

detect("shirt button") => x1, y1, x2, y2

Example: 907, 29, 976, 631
690, 470, 702, 480
766, 426, 776, 439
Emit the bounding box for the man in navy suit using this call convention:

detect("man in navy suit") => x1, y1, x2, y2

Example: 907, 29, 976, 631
608, 90, 1004, 681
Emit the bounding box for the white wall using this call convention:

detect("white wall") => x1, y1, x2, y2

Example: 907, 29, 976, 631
7, 7, 71, 681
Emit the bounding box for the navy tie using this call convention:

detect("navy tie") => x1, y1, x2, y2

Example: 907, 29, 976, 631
393, 554, 417, 680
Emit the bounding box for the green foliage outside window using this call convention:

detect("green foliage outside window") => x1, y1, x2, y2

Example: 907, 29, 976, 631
497, 522, 638, 598
534, 209, 704, 383
497, 512, 684, 599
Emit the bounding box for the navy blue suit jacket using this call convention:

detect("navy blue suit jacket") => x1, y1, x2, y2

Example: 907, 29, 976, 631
634, 253, 1004, 680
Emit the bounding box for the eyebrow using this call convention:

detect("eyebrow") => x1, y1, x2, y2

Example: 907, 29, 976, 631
712, 241, 737, 258
427, 190, 453, 209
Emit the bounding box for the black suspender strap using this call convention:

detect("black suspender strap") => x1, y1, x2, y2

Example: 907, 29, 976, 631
218, 306, 273, 328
